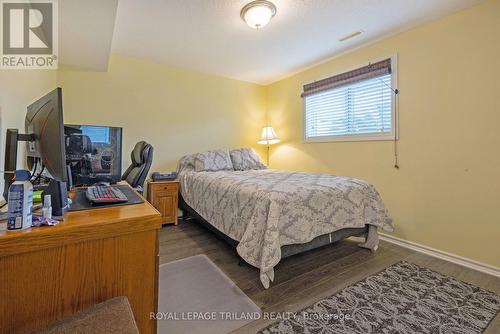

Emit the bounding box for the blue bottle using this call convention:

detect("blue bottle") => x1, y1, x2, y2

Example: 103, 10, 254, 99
7, 170, 33, 231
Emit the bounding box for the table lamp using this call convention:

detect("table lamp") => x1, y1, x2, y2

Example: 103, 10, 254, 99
257, 126, 280, 166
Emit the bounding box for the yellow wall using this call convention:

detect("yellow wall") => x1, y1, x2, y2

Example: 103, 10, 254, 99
266, 0, 500, 267
7, 1, 494, 268
56, 54, 267, 173
0, 70, 57, 200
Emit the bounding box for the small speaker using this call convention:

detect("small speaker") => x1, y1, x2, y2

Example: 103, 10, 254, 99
66, 165, 73, 191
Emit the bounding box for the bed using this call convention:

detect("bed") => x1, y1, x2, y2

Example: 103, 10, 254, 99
177, 150, 394, 289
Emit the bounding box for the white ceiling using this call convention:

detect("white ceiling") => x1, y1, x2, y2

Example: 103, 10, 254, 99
61, 0, 481, 83
59, 0, 118, 70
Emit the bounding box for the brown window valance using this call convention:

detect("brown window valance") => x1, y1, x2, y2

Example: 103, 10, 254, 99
301, 58, 392, 98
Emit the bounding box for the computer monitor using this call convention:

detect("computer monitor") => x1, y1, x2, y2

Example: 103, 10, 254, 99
3, 88, 68, 201
64, 125, 122, 186
25, 88, 67, 182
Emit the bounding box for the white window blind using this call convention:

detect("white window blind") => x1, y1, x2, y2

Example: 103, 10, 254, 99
302, 59, 395, 142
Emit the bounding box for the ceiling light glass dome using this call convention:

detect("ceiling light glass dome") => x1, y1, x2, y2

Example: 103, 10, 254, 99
240, 0, 277, 29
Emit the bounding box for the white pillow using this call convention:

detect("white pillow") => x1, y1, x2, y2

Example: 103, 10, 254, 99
177, 154, 196, 173
194, 149, 234, 172
230, 148, 266, 171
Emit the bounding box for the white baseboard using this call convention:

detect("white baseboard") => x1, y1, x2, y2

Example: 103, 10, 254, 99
379, 233, 500, 278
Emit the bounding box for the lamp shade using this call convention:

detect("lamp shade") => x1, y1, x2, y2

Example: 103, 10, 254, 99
258, 126, 280, 145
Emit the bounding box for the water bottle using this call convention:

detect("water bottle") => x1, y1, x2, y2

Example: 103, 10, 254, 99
7, 170, 33, 231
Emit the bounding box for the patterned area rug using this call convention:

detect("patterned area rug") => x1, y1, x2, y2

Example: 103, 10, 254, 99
259, 261, 500, 334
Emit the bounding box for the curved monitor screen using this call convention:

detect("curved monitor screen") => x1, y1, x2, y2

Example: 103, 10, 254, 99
25, 88, 67, 182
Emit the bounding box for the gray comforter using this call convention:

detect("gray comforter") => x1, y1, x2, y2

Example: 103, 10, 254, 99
178, 164, 393, 288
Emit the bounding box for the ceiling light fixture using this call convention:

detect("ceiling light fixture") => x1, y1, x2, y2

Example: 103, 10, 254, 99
240, 0, 277, 29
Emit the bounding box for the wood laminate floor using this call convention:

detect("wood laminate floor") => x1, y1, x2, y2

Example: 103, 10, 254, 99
159, 220, 500, 334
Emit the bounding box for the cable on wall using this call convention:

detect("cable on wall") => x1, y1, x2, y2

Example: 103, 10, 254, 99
368, 61, 400, 169
393, 89, 400, 169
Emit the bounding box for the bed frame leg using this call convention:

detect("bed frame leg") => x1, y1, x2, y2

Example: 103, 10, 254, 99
180, 210, 192, 223
358, 225, 379, 252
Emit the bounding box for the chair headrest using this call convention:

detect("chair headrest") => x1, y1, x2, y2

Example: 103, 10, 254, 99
131, 141, 151, 166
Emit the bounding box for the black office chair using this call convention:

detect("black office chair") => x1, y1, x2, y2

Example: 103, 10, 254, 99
122, 141, 153, 194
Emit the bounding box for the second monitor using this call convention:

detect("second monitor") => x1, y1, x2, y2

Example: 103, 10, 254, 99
65, 125, 122, 186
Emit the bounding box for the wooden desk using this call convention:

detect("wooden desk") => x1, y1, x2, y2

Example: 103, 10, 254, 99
0, 185, 162, 334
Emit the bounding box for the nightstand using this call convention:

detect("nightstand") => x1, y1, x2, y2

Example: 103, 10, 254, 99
146, 179, 179, 225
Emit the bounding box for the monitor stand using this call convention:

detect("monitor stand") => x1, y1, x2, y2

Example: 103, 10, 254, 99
2, 129, 34, 200
3, 129, 71, 216
42, 180, 68, 216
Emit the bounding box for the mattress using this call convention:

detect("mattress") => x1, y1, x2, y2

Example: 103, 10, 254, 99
178, 166, 393, 288
179, 194, 369, 258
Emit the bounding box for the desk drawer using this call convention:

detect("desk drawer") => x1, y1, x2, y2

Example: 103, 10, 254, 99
151, 183, 178, 193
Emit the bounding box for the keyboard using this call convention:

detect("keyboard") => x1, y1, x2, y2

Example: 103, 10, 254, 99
86, 186, 128, 204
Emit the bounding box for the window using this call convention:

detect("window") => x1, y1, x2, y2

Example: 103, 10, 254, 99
81, 126, 111, 144
302, 58, 396, 142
